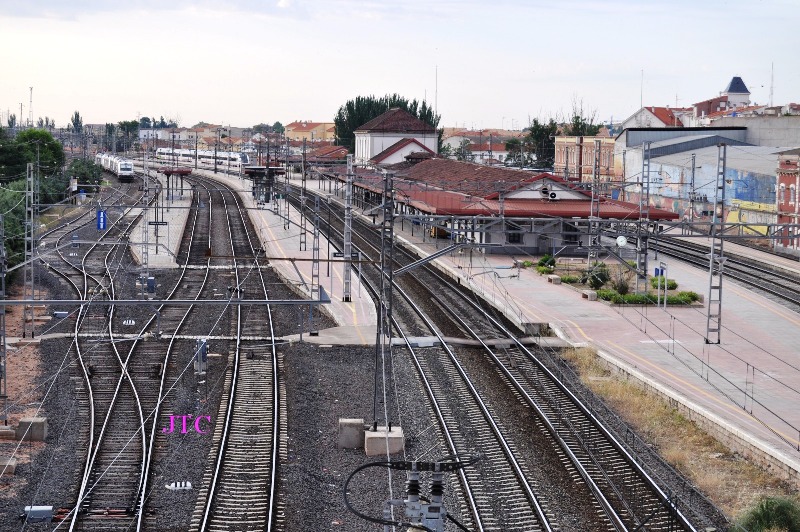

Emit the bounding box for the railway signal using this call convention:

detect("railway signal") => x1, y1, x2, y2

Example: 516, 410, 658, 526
96, 209, 107, 231
195, 338, 207, 374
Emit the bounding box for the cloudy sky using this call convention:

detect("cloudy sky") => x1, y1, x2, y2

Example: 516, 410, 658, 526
0, 0, 797, 130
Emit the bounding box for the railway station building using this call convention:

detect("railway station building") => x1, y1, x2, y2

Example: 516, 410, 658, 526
316, 158, 677, 257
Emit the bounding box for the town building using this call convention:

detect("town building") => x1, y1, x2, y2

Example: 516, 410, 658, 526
619, 107, 691, 129
284, 120, 335, 142
776, 149, 800, 256
316, 158, 677, 256
553, 136, 616, 184
354, 108, 438, 165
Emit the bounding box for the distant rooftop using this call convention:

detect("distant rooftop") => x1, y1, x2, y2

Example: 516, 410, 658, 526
356, 108, 435, 134
724, 76, 750, 95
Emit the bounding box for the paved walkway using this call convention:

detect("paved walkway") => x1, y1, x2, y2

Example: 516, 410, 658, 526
128, 168, 191, 268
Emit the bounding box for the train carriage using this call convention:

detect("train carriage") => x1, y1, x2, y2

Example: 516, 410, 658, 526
95, 152, 136, 182
155, 147, 249, 171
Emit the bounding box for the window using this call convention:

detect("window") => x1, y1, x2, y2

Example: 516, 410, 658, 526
780, 184, 786, 203
506, 222, 522, 244
791, 185, 797, 205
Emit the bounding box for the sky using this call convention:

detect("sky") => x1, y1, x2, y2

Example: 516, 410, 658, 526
1, 0, 798, 131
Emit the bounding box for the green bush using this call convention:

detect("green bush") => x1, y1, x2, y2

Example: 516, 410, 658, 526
596, 289, 620, 303
621, 293, 658, 305
537, 255, 555, 267
586, 263, 610, 290
611, 278, 630, 295
595, 289, 701, 305
738, 496, 800, 532
560, 275, 580, 284
667, 291, 701, 304
520, 260, 534, 269
535, 265, 554, 275
650, 276, 678, 290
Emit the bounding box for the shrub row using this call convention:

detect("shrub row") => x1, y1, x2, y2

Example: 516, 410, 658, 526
596, 290, 700, 305
650, 276, 678, 290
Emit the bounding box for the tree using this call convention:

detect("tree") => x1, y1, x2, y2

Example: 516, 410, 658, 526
251, 123, 272, 135
7, 114, 16, 128
139, 116, 152, 129
454, 139, 472, 162
68, 158, 103, 187
117, 120, 139, 152
272, 121, 284, 134
16, 129, 66, 178
333, 94, 441, 152
36, 116, 55, 130
505, 138, 522, 165
562, 99, 601, 137
0, 127, 27, 181
0, 129, 69, 270
102, 123, 118, 151
70, 111, 83, 133
526, 118, 559, 168
438, 143, 454, 159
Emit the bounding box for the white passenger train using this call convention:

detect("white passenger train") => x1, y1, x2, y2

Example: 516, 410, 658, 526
95, 153, 136, 182
155, 148, 250, 170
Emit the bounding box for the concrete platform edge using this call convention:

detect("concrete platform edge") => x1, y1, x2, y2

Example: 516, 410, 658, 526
593, 346, 800, 487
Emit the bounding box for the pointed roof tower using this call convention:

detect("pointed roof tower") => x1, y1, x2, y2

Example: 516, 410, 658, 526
723, 76, 750, 95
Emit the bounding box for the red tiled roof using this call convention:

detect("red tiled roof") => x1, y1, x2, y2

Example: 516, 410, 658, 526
356, 108, 435, 134
286, 121, 329, 132
469, 142, 508, 152
693, 95, 728, 108
647, 107, 683, 127
395, 158, 539, 197
704, 104, 765, 120
309, 145, 348, 158
371, 138, 434, 163
354, 174, 676, 219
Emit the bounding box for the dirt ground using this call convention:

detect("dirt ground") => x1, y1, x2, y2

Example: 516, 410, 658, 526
564, 346, 800, 524
0, 293, 48, 492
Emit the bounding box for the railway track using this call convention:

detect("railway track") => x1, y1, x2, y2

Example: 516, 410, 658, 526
654, 236, 800, 308
187, 174, 281, 532
283, 178, 724, 530
37, 174, 151, 529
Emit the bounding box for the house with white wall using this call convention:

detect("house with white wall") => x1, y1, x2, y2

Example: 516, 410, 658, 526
354, 108, 438, 165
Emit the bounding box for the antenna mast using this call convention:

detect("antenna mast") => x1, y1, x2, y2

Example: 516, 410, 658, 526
769, 62, 774, 107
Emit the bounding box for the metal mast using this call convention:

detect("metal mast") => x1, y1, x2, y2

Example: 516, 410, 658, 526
141, 163, 150, 291
283, 160, 290, 230
310, 196, 320, 335
588, 139, 602, 263
299, 138, 307, 251
635, 142, 652, 293
24, 163, 36, 337
373, 172, 395, 429
705, 144, 727, 344
343, 155, 353, 302
1, 215, 7, 425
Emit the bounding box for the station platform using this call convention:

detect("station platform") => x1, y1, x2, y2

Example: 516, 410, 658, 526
128, 168, 191, 269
